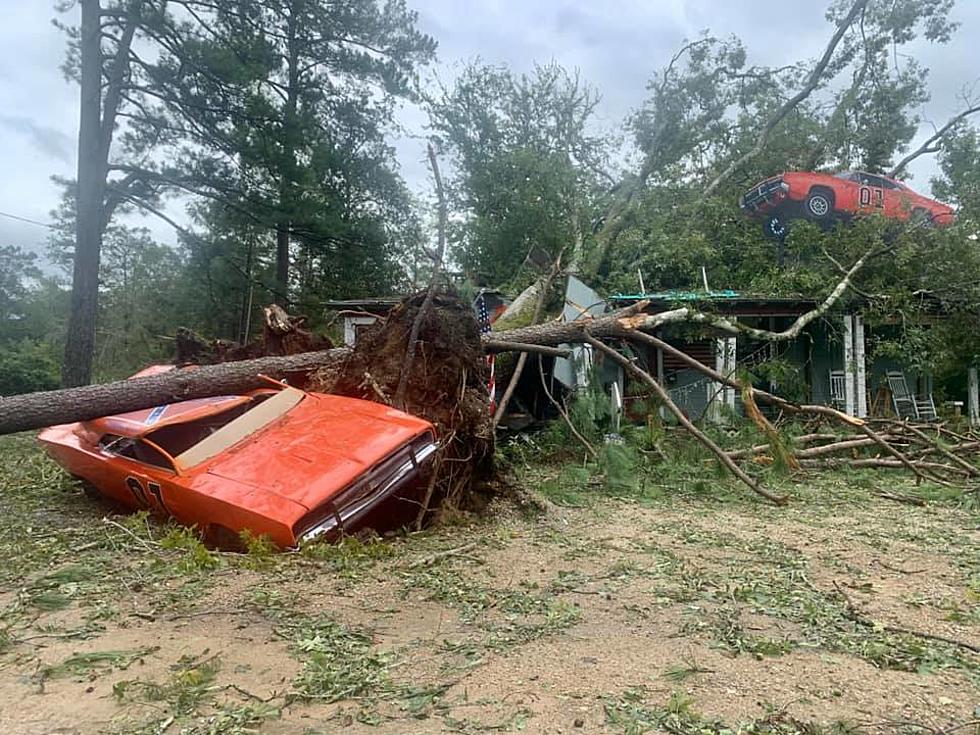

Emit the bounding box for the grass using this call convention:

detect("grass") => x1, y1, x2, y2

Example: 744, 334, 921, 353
111, 652, 282, 734
1, 429, 978, 732
603, 687, 858, 735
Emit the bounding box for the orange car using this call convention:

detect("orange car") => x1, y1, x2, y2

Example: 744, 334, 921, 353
740, 170, 956, 238
38, 367, 437, 548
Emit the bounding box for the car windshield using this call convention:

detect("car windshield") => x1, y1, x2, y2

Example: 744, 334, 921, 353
99, 388, 304, 471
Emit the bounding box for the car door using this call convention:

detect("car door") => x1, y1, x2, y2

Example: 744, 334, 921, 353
878, 177, 910, 218
100, 435, 176, 516
830, 172, 861, 213
856, 174, 885, 215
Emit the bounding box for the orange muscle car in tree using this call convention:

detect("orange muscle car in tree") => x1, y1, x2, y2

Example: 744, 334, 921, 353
739, 170, 955, 239
38, 367, 437, 548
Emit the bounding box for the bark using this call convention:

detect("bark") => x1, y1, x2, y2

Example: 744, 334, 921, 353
484, 341, 569, 358
275, 2, 301, 306
731, 435, 905, 460
64, 2, 138, 387
0, 350, 347, 436
63, 0, 106, 388
497, 276, 547, 324
727, 433, 839, 459
492, 253, 562, 427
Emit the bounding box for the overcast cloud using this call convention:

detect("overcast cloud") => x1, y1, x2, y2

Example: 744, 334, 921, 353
1, 1, 978, 262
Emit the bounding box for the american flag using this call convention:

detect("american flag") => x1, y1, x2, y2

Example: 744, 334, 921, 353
475, 291, 496, 413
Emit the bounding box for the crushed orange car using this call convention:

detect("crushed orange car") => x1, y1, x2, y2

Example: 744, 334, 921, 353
38, 366, 437, 548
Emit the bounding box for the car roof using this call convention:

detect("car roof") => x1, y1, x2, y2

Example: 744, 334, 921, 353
89, 395, 253, 439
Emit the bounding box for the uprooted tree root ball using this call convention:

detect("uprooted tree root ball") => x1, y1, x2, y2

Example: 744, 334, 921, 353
310, 290, 495, 525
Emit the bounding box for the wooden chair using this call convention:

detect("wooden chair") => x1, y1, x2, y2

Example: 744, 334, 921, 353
829, 370, 847, 411
885, 371, 919, 420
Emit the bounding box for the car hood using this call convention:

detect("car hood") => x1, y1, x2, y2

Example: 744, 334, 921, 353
200, 393, 433, 511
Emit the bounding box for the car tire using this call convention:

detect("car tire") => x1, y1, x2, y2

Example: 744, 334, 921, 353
205, 524, 245, 552
804, 189, 833, 220
911, 207, 934, 228
763, 214, 788, 240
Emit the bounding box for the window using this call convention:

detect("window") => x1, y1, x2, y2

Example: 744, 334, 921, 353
97, 391, 292, 472
856, 173, 888, 188
99, 434, 173, 470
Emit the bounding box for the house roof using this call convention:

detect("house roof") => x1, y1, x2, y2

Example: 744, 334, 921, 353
609, 290, 821, 317
323, 298, 401, 314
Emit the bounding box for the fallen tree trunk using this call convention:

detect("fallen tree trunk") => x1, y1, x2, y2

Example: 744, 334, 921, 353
726, 433, 843, 459
0, 349, 347, 435
0, 337, 574, 436
799, 458, 968, 475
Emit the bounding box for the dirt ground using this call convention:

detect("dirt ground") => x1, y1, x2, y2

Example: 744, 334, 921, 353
0, 434, 977, 734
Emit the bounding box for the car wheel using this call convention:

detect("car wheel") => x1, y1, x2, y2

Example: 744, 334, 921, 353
205, 524, 246, 552
763, 214, 788, 240
70, 474, 101, 500
911, 207, 934, 228
804, 190, 833, 219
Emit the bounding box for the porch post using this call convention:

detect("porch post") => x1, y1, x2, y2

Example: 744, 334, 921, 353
843, 315, 856, 416
969, 367, 979, 427
854, 314, 867, 418
710, 338, 725, 423
723, 336, 737, 412
710, 335, 737, 422
656, 346, 666, 420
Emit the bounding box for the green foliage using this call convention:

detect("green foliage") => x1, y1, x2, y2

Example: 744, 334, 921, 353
934, 125, 980, 220
44, 647, 158, 681
603, 687, 853, 735
428, 61, 606, 285
0, 340, 60, 396
299, 534, 397, 578
159, 526, 222, 574
284, 616, 392, 702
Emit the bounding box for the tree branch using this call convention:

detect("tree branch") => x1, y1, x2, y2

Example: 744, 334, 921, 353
585, 334, 788, 505
702, 0, 869, 197
888, 103, 980, 179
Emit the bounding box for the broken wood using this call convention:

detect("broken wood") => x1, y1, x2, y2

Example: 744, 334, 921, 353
493, 251, 563, 428
726, 433, 839, 459
484, 341, 570, 358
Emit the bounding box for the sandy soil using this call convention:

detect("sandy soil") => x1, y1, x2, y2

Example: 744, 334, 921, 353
0, 456, 977, 734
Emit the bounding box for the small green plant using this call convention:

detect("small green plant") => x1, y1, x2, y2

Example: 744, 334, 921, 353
300, 534, 396, 574
159, 526, 222, 573
240, 530, 277, 568
283, 616, 393, 702
44, 647, 159, 681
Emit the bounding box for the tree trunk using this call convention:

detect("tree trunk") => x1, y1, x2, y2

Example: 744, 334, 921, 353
0, 273, 867, 436
62, 0, 104, 388
1, 350, 348, 436
275, 2, 301, 306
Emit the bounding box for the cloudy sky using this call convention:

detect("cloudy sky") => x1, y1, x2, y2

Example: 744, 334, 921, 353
1, 1, 978, 262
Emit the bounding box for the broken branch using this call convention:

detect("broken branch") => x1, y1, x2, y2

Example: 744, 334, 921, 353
584, 333, 788, 505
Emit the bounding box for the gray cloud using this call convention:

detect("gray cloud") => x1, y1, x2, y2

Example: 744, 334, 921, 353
0, 115, 73, 164
2, 0, 978, 261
